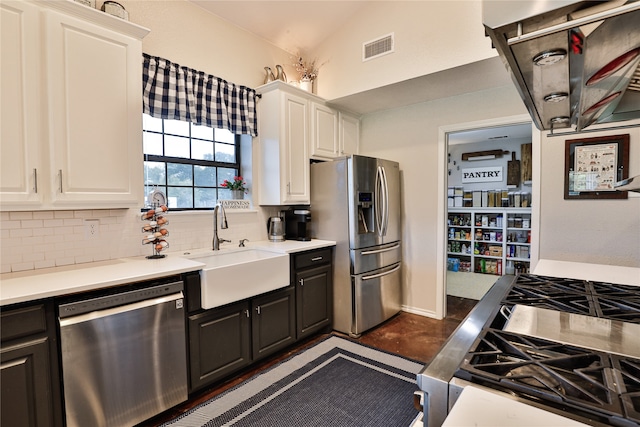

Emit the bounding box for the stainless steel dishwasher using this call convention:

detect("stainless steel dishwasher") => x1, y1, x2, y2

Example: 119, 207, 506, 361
58, 279, 188, 427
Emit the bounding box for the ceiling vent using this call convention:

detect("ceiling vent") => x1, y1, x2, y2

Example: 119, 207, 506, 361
363, 33, 394, 61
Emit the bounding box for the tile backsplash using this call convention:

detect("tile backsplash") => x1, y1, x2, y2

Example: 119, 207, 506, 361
1, 208, 269, 274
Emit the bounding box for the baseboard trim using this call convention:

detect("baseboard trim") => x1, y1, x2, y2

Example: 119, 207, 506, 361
401, 305, 440, 320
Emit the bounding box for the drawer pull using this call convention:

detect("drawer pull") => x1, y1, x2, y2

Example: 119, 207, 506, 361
361, 244, 400, 256
300, 278, 304, 286
362, 264, 401, 281
311, 256, 323, 261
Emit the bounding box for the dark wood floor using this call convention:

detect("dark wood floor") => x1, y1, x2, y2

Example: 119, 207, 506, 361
138, 296, 476, 426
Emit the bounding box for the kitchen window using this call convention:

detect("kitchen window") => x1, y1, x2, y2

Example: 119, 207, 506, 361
143, 114, 241, 209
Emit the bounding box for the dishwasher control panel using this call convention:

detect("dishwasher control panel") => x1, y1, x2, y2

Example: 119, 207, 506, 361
58, 281, 184, 318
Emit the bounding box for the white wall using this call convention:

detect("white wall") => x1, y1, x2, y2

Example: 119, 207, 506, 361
313, 1, 496, 100
360, 84, 527, 317
116, 0, 291, 89
538, 123, 640, 268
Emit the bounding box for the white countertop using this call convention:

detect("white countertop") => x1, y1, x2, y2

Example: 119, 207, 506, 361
242, 239, 336, 254
534, 259, 640, 287
443, 385, 590, 427
0, 239, 335, 306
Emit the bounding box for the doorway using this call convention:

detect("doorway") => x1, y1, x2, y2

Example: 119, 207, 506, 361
436, 115, 540, 318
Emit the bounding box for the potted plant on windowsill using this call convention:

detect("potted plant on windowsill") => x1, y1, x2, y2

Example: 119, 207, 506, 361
221, 176, 248, 199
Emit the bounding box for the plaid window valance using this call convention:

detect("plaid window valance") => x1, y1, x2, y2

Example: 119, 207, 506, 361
142, 53, 258, 137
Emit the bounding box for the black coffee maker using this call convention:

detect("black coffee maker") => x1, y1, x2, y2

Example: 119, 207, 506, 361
283, 207, 312, 241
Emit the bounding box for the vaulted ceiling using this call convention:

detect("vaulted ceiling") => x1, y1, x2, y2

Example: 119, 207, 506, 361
189, 0, 370, 54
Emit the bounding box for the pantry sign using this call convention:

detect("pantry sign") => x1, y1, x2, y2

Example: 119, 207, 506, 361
462, 166, 503, 183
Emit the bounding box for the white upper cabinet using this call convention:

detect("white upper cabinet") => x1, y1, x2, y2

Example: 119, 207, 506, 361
338, 111, 360, 157
257, 82, 310, 205
309, 101, 338, 159
0, 0, 149, 211
309, 102, 360, 160
1, 1, 42, 207
257, 81, 361, 205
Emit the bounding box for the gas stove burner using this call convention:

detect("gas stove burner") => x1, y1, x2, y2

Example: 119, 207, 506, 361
457, 329, 640, 426
615, 358, 640, 422
593, 296, 640, 325
505, 365, 566, 395
510, 274, 590, 294
503, 274, 640, 325
591, 281, 640, 299
502, 290, 593, 317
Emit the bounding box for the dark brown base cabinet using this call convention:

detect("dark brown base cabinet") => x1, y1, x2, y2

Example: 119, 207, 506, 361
251, 287, 296, 360
188, 300, 252, 391
293, 248, 334, 340
187, 246, 333, 393
187, 286, 296, 392
1, 301, 63, 427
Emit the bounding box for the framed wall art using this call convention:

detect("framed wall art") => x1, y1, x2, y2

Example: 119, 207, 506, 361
564, 134, 629, 200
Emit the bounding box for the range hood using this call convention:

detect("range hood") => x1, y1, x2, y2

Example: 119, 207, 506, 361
483, 1, 640, 132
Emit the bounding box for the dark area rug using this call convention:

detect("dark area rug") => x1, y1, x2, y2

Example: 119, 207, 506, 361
163, 336, 423, 426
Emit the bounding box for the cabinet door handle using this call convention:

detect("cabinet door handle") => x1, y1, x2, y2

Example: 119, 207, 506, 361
256, 306, 261, 315
311, 256, 323, 261
299, 278, 304, 286
244, 309, 250, 318
58, 169, 63, 193
33, 169, 38, 193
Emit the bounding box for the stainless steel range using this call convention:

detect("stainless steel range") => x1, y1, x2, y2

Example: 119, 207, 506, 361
415, 269, 640, 427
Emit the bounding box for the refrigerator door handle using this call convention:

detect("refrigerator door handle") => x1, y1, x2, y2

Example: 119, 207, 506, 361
375, 166, 388, 237
362, 264, 401, 281
361, 244, 401, 255
381, 166, 389, 236
375, 166, 383, 236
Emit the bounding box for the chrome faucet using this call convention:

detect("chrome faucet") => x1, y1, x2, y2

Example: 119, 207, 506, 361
212, 202, 230, 250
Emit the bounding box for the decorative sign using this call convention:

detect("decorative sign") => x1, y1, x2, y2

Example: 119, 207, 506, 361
571, 144, 618, 191
461, 166, 503, 183
221, 199, 250, 209
564, 134, 629, 200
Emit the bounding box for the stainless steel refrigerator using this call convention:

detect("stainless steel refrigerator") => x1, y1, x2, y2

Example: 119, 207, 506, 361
311, 155, 401, 337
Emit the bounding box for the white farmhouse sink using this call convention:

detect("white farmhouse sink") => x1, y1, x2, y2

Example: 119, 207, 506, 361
186, 249, 290, 309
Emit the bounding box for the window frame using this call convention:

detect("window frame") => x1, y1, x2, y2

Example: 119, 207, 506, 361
142, 115, 242, 211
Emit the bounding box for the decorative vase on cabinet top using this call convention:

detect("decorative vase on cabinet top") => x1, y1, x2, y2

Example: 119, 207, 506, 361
299, 78, 312, 93
275, 65, 287, 82
264, 67, 275, 84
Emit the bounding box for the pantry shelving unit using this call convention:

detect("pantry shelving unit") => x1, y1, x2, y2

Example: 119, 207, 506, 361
447, 208, 531, 276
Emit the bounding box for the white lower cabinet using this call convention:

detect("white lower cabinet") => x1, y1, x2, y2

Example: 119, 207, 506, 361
0, 0, 149, 211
